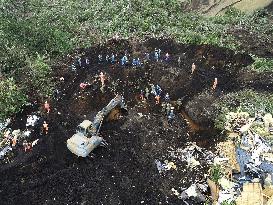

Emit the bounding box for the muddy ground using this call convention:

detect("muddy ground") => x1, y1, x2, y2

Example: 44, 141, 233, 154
0, 38, 272, 205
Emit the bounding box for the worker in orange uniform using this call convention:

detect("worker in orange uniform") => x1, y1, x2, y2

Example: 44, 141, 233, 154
212, 78, 218, 90
43, 121, 49, 135
44, 101, 50, 113
80, 82, 88, 89
99, 72, 106, 86
191, 63, 196, 75
12, 135, 17, 147
155, 95, 160, 104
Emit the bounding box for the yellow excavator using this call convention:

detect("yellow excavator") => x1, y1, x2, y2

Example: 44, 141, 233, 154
67, 95, 126, 157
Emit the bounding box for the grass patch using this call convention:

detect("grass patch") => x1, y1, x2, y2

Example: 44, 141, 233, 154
214, 89, 273, 130
1, 0, 273, 119
250, 56, 273, 72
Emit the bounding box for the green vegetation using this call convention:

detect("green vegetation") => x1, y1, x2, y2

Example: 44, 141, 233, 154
0, 0, 273, 119
250, 56, 273, 72
221, 200, 236, 205
0, 78, 27, 120
214, 89, 273, 130
210, 164, 222, 184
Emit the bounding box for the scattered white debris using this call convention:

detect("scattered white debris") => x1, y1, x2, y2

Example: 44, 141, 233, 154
26, 115, 40, 127
32, 139, 39, 147
155, 159, 176, 173
0, 145, 12, 159
214, 157, 229, 165
23, 130, 31, 137
0, 118, 11, 131
186, 154, 200, 168
171, 188, 180, 196
219, 177, 235, 190
12, 129, 21, 137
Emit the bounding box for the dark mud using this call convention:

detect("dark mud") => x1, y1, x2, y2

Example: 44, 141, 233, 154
0, 38, 271, 205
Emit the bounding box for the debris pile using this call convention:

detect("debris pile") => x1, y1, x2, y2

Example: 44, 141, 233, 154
0, 114, 42, 162
166, 143, 215, 203
209, 111, 273, 204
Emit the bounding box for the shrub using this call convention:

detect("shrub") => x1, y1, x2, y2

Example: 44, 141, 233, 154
250, 56, 273, 72
20, 54, 54, 99
210, 164, 222, 184
0, 78, 27, 120
214, 89, 273, 130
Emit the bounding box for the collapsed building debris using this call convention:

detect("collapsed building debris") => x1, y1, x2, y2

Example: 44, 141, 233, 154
211, 111, 273, 204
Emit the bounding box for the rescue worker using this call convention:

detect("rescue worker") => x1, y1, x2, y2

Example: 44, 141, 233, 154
155, 85, 162, 96
80, 82, 88, 89
165, 53, 170, 61
140, 90, 144, 101
145, 87, 150, 99
158, 49, 162, 58
23, 140, 29, 152
178, 57, 181, 67
111, 53, 115, 64
212, 78, 218, 90
43, 121, 49, 135
165, 93, 170, 102
166, 103, 171, 115
145, 53, 150, 61
161, 102, 166, 113
77, 57, 81, 67
177, 98, 182, 110
106, 55, 109, 62
132, 59, 137, 66
155, 51, 159, 62
86, 58, 90, 65
191, 63, 196, 75
12, 135, 17, 147
44, 101, 50, 114
121, 55, 128, 66
168, 109, 175, 125
99, 72, 106, 86
98, 54, 103, 63
71, 63, 76, 72
151, 84, 156, 96
155, 95, 160, 104
136, 58, 141, 67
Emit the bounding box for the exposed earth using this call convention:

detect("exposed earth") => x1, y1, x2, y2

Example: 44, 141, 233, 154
0, 38, 272, 205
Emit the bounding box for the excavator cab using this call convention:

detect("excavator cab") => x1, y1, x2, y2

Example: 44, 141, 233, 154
76, 120, 93, 136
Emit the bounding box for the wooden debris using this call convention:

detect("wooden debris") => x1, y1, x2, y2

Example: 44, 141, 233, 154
216, 140, 240, 174
236, 182, 263, 205
207, 178, 219, 203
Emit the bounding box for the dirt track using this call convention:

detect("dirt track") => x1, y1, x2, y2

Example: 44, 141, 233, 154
0, 38, 272, 205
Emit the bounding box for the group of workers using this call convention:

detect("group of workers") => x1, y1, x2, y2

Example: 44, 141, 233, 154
140, 84, 176, 125
73, 48, 219, 91
73, 48, 172, 70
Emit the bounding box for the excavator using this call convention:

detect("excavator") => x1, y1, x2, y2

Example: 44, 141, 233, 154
67, 95, 126, 157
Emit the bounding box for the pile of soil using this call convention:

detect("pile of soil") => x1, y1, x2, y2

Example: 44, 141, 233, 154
0, 38, 271, 205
